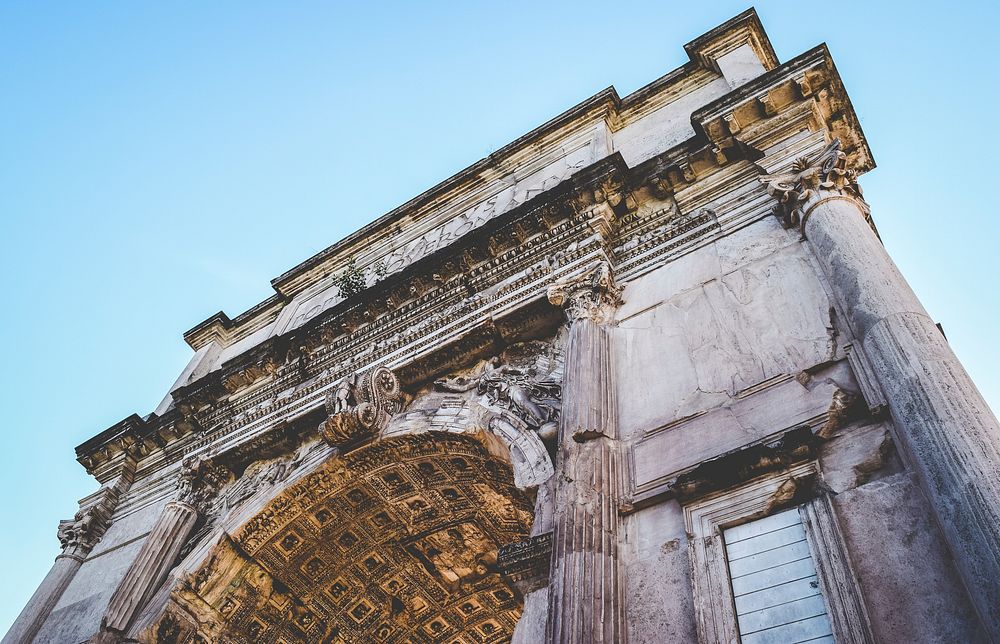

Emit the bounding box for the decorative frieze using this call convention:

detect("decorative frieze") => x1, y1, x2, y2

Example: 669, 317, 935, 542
498, 532, 553, 593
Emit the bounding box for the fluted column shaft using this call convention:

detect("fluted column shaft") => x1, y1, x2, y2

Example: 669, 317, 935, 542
3, 554, 85, 644
805, 193, 1000, 635
546, 264, 624, 643
763, 141, 1000, 637
102, 501, 198, 634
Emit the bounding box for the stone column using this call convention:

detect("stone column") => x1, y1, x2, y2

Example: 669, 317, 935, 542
3, 553, 85, 644
100, 501, 199, 635
5, 461, 135, 644
545, 262, 625, 643
761, 140, 1000, 638
92, 455, 228, 642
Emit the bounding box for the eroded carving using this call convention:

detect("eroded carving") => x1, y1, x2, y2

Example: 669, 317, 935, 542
669, 426, 822, 503
547, 261, 623, 323
818, 387, 867, 438
435, 348, 561, 447
318, 365, 406, 449
56, 460, 135, 559
176, 454, 232, 514
497, 532, 553, 594
57, 509, 98, 554
224, 441, 317, 509
758, 138, 868, 229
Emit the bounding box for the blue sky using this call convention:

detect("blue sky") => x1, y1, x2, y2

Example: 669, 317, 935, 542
1, 0, 997, 633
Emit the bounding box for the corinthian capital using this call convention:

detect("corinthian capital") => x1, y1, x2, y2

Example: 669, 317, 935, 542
176, 455, 232, 514
758, 139, 869, 229
547, 262, 623, 324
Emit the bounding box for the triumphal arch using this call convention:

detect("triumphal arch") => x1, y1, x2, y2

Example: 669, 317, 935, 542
9, 9, 1000, 643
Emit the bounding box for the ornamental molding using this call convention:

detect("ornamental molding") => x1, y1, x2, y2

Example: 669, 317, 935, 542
318, 365, 406, 450
758, 138, 869, 230
693, 44, 874, 175
77, 39, 873, 477
546, 261, 623, 324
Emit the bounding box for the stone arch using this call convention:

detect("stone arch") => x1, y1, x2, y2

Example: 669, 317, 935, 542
143, 432, 534, 643
384, 401, 554, 490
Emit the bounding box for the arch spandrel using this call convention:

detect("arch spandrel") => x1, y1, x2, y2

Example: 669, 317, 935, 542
145, 432, 534, 643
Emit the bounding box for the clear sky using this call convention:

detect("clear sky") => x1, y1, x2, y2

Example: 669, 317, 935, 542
1, 0, 997, 634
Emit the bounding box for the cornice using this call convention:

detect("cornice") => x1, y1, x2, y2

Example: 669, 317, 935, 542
684, 7, 780, 74
78, 9, 875, 481
692, 44, 874, 175
78, 156, 634, 476
182, 10, 778, 352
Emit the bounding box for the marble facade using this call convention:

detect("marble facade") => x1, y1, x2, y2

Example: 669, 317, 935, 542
7, 9, 999, 644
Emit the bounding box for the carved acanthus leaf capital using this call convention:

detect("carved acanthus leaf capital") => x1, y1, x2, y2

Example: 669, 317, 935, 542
319, 365, 406, 449
758, 139, 869, 229
547, 262, 623, 324
176, 455, 233, 514
58, 462, 134, 557
57, 508, 101, 556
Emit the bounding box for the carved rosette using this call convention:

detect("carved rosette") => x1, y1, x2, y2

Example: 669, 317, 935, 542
546, 261, 623, 324
318, 365, 405, 449
758, 138, 869, 230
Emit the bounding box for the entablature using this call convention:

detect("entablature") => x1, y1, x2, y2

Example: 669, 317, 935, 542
77, 9, 875, 485
180, 10, 785, 356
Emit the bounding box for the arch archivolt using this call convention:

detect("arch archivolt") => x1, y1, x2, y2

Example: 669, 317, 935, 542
143, 432, 534, 643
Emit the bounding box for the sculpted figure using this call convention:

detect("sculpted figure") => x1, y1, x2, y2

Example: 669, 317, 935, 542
331, 372, 359, 413
436, 355, 561, 437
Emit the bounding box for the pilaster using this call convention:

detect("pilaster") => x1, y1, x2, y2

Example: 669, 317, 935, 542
3, 457, 135, 644
91, 455, 230, 642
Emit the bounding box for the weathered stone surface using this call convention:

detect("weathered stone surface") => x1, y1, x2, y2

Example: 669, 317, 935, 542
622, 501, 698, 643
628, 361, 853, 501
616, 242, 836, 442
11, 9, 996, 644
32, 539, 144, 644
765, 139, 1000, 636
835, 473, 987, 644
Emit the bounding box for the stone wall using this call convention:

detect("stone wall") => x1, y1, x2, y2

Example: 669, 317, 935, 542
9, 9, 996, 643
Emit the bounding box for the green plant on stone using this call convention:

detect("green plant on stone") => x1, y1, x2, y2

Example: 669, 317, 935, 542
332, 258, 387, 299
